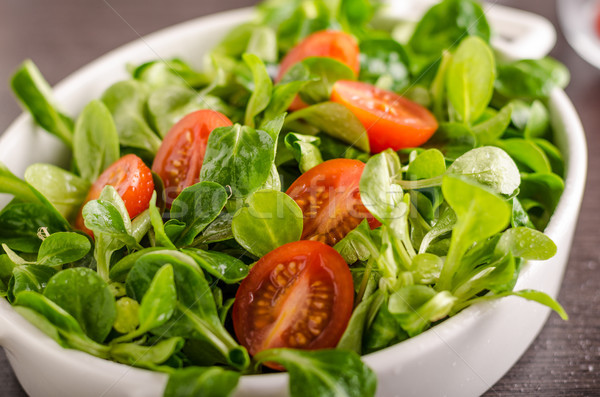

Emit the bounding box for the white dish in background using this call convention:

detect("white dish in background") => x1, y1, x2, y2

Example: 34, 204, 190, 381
557, 0, 600, 70
0, 5, 587, 397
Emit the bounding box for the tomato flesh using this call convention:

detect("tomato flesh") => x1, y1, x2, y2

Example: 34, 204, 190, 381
232, 240, 354, 358
276, 30, 360, 111
75, 154, 154, 234
331, 80, 438, 153
286, 159, 379, 246
152, 109, 232, 206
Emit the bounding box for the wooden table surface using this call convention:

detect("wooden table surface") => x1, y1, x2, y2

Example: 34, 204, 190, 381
1, 0, 598, 396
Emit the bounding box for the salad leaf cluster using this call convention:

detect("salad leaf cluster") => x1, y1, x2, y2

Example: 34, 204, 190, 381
1, 0, 569, 396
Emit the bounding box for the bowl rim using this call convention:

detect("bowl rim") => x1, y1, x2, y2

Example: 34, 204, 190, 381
0, 4, 588, 396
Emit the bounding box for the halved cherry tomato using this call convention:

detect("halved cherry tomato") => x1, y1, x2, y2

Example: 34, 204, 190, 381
152, 109, 232, 205
331, 80, 438, 153
75, 154, 154, 235
276, 30, 360, 111
286, 159, 379, 246
232, 240, 354, 359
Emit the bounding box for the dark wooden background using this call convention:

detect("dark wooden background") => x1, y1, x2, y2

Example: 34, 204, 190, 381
1, 0, 598, 396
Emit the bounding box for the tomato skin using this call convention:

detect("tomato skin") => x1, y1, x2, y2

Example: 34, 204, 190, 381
232, 240, 354, 358
286, 159, 380, 246
331, 80, 438, 153
75, 154, 154, 235
276, 30, 360, 111
277, 30, 360, 82
152, 109, 232, 206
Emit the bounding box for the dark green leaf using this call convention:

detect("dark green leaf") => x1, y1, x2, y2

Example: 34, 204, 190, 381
184, 249, 249, 284
43, 267, 116, 343
164, 367, 240, 397
255, 348, 377, 397
201, 124, 276, 198
111, 337, 184, 367
14, 291, 109, 357
36, 232, 91, 266
138, 264, 177, 333
11, 60, 74, 147
409, 0, 490, 56
8, 265, 57, 302
359, 38, 410, 92
495, 58, 570, 100
126, 251, 249, 369
170, 182, 228, 246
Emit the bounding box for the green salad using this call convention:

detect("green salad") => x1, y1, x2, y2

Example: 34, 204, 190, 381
0, 0, 570, 395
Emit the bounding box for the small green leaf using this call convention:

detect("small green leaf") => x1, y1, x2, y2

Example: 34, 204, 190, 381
37, 232, 91, 266
201, 124, 277, 198
14, 291, 109, 358
286, 102, 370, 153
495, 139, 551, 174
101, 80, 162, 154
148, 192, 176, 249
7, 265, 57, 302
284, 132, 324, 173
43, 267, 116, 343
446, 36, 495, 123
11, 60, 74, 147
293, 57, 355, 105
472, 104, 512, 145
170, 182, 228, 246
255, 348, 377, 397
409, 0, 490, 56
360, 150, 403, 224
164, 367, 241, 397
111, 337, 184, 367
495, 227, 557, 260
184, 249, 249, 284
447, 146, 521, 195
138, 264, 177, 333
73, 100, 120, 183
243, 53, 273, 128
495, 58, 570, 100
438, 175, 510, 290
406, 149, 446, 180
232, 190, 303, 257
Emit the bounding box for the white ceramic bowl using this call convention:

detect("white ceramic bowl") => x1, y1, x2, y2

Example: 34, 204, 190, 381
0, 6, 587, 397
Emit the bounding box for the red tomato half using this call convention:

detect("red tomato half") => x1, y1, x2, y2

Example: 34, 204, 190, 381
75, 154, 154, 234
152, 109, 232, 205
232, 240, 354, 358
331, 80, 438, 153
276, 30, 360, 111
286, 159, 379, 246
